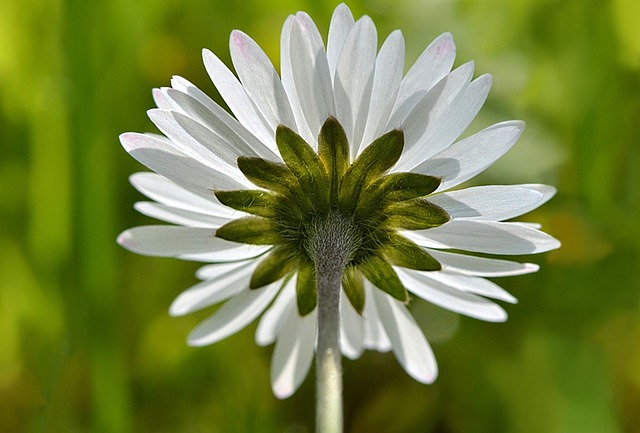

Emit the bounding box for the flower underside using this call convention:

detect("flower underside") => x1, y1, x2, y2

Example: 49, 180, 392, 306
215, 117, 450, 316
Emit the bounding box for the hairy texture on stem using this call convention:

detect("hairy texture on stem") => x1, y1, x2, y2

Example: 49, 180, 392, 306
312, 213, 359, 433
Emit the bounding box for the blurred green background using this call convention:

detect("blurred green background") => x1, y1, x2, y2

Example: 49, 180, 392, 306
1, 0, 639, 431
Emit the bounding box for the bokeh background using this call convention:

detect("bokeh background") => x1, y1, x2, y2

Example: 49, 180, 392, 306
1, 0, 639, 431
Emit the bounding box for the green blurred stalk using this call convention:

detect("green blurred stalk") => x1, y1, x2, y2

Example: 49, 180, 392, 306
63, 0, 132, 431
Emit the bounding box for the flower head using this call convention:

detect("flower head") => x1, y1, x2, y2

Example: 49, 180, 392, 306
118, 3, 560, 399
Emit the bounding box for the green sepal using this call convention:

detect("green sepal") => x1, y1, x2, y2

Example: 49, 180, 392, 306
214, 189, 280, 218
318, 117, 349, 208
376, 173, 441, 201
295, 260, 317, 316
355, 173, 442, 220
342, 266, 365, 314
250, 246, 297, 289
237, 156, 296, 195
216, 217, 281, 245
358, 254, 408, 303
381, 232, 441, 271
339, 129, 404, 214
385, 199, 450, 230
276, 125, 330, 211
237, 156, 312, 211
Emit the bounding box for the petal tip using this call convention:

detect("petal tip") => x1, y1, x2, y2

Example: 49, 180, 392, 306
168, 302, 185, 317
272, 383, 294, 400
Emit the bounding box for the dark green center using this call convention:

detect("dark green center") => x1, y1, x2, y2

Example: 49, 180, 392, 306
214, 117, 450, 315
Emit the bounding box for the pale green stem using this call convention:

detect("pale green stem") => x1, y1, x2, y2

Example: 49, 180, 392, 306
311, 214, 358, 433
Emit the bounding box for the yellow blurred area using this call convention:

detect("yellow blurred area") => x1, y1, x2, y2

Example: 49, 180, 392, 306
612, 0, 640, 68
1, 0, 639, 432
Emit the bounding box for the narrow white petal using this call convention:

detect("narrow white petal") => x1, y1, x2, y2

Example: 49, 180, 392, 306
339, 290, 365, 360
281, 15, 314, 145
120, 133, 245, 199
288, 14, 335, 147
196, 260, 252, 280
401, 74, 493, 171
393, 62, 475, 170
412, 121, 525, 191
362, 285, 392, 352
181, 245, 270, 263
161, 87, 278, 160
271, 308, 317, 399
427, 249, 540, 277
391, 33, 456, 123
401, 230, 450, 249
134, 201, 235, 228
229, 30, 297, 131
397, 268, 508, 322
202, 48, 274, 147
514, 222, 542, 229
358, 30, 405, 155
170, 261, 258, 316
519, 184, 557, 206
118, 225, 232, 257
130, 172, 234, 217
147, 109, 252, 186
256, 279, 297, 346
188, 281, 280, 346
372, 288, 438, 384
424, 271, 517, 304
333, 16, 377, 158
411, 220, 561, 255
429, 185, 545, 221
326, 3, 355, 80
152, 87, 173, 109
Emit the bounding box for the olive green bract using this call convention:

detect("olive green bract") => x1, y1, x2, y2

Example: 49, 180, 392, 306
215, 117, 449, 315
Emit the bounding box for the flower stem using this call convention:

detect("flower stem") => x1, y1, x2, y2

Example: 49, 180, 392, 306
311, 214, 358, 433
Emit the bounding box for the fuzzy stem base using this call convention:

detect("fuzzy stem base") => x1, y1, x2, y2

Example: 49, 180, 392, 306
311, 214, 359, 433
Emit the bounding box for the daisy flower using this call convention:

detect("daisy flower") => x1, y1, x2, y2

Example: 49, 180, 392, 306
118, 3, 560, 401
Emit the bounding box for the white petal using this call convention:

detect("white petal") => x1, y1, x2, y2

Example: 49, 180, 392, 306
281, 15, 314, 145
427, 249, 540, 277
412, 121, 525, 191
152, 87, 173, 109
188, 281, 280, 346
181, 245, 270, 263
393, 62, 475, 170
170, 260, 258, 316
202, 48, 274, 147
428, 185, 545, 221
147, 109, 251, 186
130, 172, 233, 216
402, 74, 493, 171
358, 30, 405, 155
372, 288, 438, 384
362, 285, 392, 352
519, 184, 557, 207
271, 308, 317, 399
514, 222, 542, 229
411, 220, 561, 255
390, 33, 456, 123
196, 260, 252, 280
160, 87, 277, 160
229, 30, 297, 131
134, 201, 235, 228
333, 16, 377, 158
118, 225, 234, 257
326, 3, 355, 80
397, 268, 508, 322
288, 14, 335, 147
256, 279, 297, 346
339, 290, 365, 360
424, 271, 517, 304
120, 133, 245, 199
